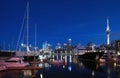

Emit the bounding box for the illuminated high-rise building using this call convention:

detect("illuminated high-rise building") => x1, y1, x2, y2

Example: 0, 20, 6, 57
68, 38, 72, 46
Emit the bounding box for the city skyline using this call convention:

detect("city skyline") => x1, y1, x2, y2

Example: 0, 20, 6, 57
0, 0, 120, 49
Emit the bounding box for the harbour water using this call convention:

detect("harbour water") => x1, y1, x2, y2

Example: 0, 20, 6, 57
0, 55, 120, 78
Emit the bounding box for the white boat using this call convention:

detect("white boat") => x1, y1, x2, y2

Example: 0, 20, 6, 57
3, 57, 29, 68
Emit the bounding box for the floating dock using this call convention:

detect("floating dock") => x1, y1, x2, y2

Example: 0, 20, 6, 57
6, 66, 43, 70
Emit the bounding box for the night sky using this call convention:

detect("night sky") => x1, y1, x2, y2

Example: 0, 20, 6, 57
0, 0, 120, 49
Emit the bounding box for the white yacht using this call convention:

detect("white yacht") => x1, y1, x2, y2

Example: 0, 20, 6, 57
3, 57, 29, 68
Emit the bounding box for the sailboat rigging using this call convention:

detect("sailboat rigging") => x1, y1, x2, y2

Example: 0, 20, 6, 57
21, 2, 39, 61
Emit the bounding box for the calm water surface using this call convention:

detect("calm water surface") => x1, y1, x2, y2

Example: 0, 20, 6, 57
0, 55, 120, 78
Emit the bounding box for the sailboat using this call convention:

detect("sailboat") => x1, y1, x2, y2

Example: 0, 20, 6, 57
22, 2, 39, 61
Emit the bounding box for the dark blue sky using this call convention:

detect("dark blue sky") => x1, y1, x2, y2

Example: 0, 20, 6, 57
0, 0, 120, 49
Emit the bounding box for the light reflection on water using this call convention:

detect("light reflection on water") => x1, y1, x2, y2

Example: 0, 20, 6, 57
0, 55, 120, 78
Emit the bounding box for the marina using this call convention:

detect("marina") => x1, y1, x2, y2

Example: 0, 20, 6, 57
1, 0, 120, 78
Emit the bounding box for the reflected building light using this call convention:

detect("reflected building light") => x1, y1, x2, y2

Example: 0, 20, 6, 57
52, 55, 54, 61
114, 63, 116, 70
44, 63, 51, 68
38, 63, 43, 67
39, 55, 43, 62
23, 70, 32, 77
65, 50, 67, 53
64, 56, 67, 65
63, 65, 65, 69
65, 56, 67, 62
68, 66, 72, 71
96, 64, 99, 69
107, 75, 111, 78
73, 57, 78, 64
92, 70, 95, 76
100, 62, 106, 66
107, 67, 111, 78
80, 62, 83, 66
40, 73, 43, 78
107, 68, 111, 74
57, 55, 58, 60
61, 55, 62, 61
69, 55, 72, 63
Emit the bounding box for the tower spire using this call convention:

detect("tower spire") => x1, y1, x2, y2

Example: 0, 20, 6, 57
106, 17, 110, 45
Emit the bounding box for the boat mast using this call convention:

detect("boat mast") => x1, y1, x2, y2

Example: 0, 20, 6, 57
26, 2, 29, 54
35, 24, 37, 52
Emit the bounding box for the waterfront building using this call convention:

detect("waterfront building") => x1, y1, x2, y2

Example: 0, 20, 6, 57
42, 41, 48, 51
42, 41, 52, 53
66, 38, 73, 53
54, 39, 74, 54
67, 38, 72, 46
56, 43, 61, 49
115, 40, 120, 53
111, 40, 120, 54
63, 43, 67, 49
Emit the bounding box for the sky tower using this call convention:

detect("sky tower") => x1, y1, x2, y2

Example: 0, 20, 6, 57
106, 18, 110, 45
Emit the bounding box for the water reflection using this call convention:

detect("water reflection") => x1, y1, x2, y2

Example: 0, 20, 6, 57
23, 70, 32, 78
68, 66, 72, 71
92, 70, 95, 77
1, 55, 120, 78
73, 55, 120, 78
40, 74, 43, 78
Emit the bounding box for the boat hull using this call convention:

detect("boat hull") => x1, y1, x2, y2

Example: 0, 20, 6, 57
78, 51, 104, 61
0, 51, 16, 57
23, 56, 39, 61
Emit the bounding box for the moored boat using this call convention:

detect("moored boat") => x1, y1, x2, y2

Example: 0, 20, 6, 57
3, 57, 29, 68
0, 50, 16, 58
23, 55, 38, 62
77, 51, 104, 61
